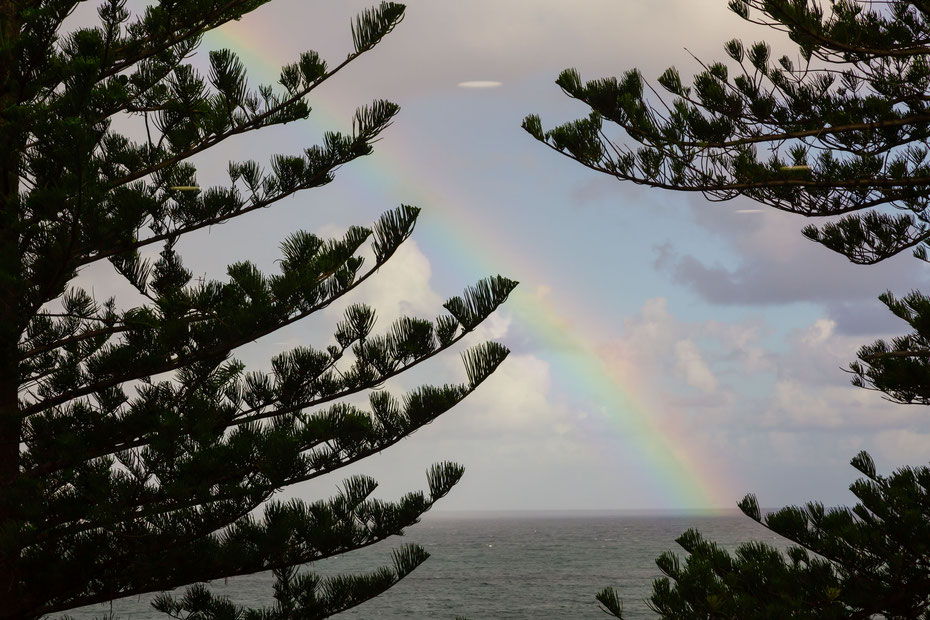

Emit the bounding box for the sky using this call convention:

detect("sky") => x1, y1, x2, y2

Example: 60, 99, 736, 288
76, 0, 930, 511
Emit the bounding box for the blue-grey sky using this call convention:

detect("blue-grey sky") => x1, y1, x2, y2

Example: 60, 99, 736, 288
77, 1, 930, 510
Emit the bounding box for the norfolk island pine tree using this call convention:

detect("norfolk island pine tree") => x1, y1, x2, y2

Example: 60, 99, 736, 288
0, 1, 516, 618
525, 0, 930, 617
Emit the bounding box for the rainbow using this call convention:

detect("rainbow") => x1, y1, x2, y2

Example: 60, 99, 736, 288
204, 16, 736, 510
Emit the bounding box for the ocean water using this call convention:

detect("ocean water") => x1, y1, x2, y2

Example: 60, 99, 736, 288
63, 511, 790, 619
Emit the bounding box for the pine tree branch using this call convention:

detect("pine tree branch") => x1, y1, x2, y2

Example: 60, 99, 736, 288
23, 299, 506, 477
28, 170, 94, 340
17, 142, 373, 321
79, 170, 330, 269
741, 0, 930, 60
860, 348, 930, 360
72, 119, 394, 277
564, 81, 930, 150
95, 1, 262, 83
18, 324, 131, 359
24, 57, 180, 151
19, 230, 407, 417
22, 2, 252, 111
230, 329, 481, 427
36, 520, 395, 615
539, 137, 930, 198
33, 472, 445, 615
31, 381, 473, 546
99, 18, 400, 193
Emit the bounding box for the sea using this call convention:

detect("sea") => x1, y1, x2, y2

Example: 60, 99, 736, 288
63, 510, 790, 619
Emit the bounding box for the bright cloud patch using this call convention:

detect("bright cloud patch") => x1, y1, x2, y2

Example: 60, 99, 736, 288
674, 339, 718, 393
324, 239, 441, 327
457, 80, 502, 88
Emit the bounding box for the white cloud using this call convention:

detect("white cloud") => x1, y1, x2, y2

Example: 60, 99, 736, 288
441, 315, 582, 437
457, 81, 502, 88
800, 318, 835, 347
674, 339, 718, 393
325, 239, 442, 328
459, 353, 553, 431
599, 298, 920, 438
465, 311, 513, 344
767, 380, 844, 428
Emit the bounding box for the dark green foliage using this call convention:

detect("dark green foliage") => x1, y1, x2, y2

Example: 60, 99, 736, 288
1, 2, 515, 618
525, 1, 930, 264
598, 453, 930, 618
526, 1, 930, 618
151, 544, 431, 620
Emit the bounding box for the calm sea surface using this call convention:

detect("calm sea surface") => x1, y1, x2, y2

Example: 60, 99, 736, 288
64, 511, 790, 619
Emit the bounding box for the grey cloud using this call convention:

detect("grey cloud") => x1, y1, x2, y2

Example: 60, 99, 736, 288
657, 198, 930, 308
665, 251, 917, 305
824, 299, 913, 337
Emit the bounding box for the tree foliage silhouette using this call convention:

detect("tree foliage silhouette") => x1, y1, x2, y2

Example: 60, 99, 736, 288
525, 0, 930, 617
0, 2, 515, 618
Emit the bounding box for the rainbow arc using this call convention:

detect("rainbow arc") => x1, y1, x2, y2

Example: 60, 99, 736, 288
204, 19, 736, 510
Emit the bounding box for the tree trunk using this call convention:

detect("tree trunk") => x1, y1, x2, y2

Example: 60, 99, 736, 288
0, 1, 23, 616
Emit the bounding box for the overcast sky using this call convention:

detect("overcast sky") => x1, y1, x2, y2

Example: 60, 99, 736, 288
79, 1, 930, 511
